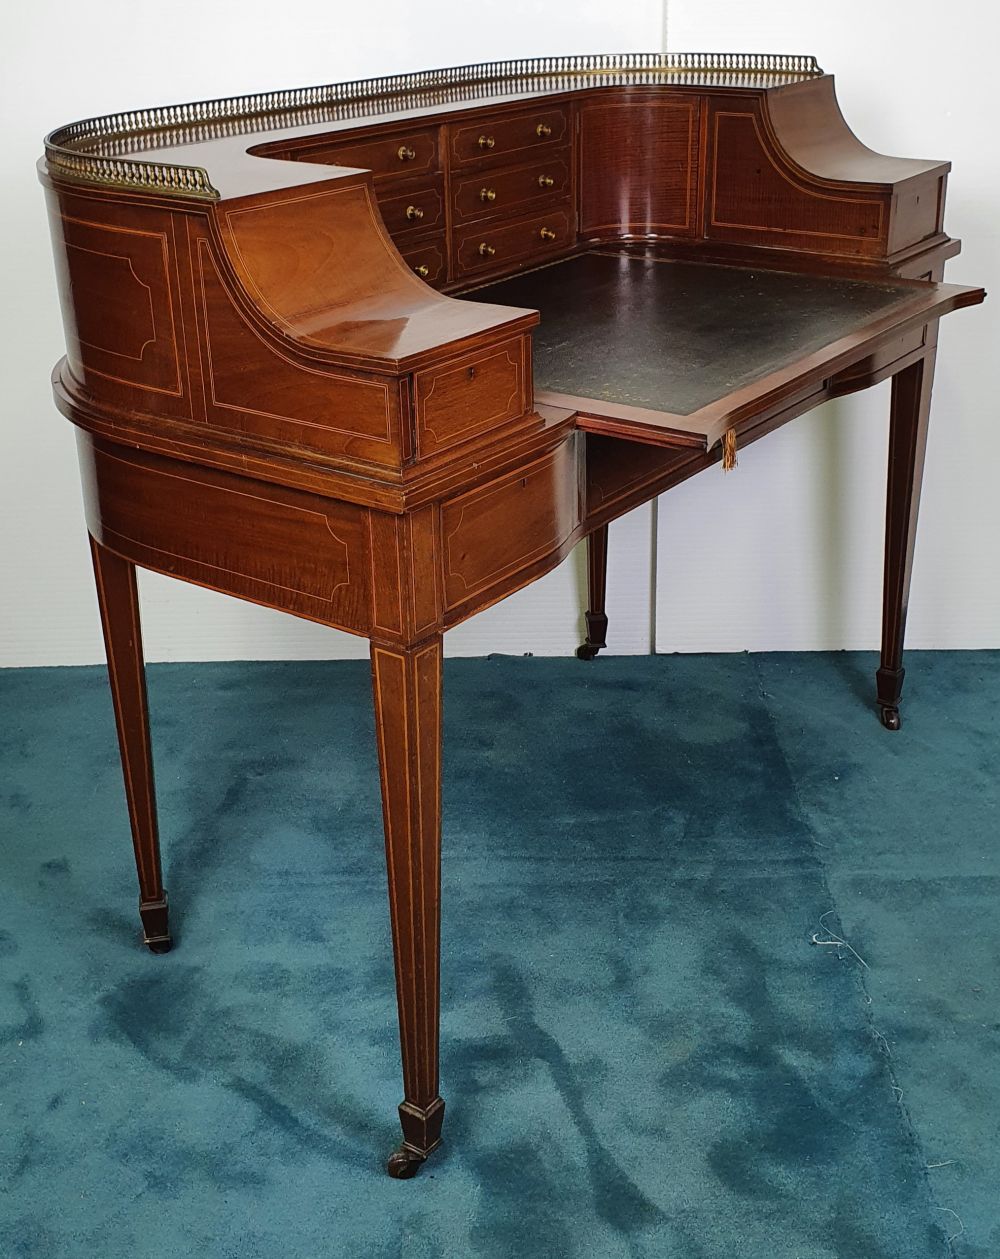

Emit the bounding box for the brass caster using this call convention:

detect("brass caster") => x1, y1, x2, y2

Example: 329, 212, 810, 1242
387, 1146, 425, 1179
879, 706, 901, 731
576, 642, 602, 661
140, 896, 170, 952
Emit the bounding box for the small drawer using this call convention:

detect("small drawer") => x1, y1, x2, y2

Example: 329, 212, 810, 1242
450, 107, 569, 168
452, 152, 572, 223
378, 181, 445, 237
296, 127, 439, 180
440, 436, 579, 612
413, 335, 528, 457
399, 238, 448, 288
455, 207, 574, 277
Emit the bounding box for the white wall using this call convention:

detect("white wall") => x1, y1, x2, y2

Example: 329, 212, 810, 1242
655, 2, 999, 651
0, 1, 663, 666
2, 3, 996, 667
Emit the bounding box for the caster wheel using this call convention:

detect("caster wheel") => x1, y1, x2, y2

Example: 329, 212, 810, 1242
879, 707, 901, 732
145, 936, 173, 954
576, 643, 601, 661
387, 1147, 424, 1179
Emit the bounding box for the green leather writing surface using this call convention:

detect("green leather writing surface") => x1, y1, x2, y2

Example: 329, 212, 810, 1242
469, 253, 916, 416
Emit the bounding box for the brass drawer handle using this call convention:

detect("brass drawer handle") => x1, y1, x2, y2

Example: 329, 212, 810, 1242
478, 134, 496, 150
397, 144, 417, 161
479, 187, 497, 202
478, 242, 497, 257
537, 174, 555, 188
405, 204, 425, 221
538, 227, 557, 241
536, 122, 552, 138
414, 264, 430, 278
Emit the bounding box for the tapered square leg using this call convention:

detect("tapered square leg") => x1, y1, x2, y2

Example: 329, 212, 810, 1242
577, 524, 609, 660
89, 537, 171, 952
878, 349, 937, 731
370, 637, 445, 1178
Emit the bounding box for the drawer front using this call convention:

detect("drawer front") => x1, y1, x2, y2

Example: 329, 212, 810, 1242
399, 237, 448, 288
378, 181, 445, 238
414, 335, 528, 457
450, 107, 569, 168
81, 437, 372, 634
455, 207, 574, 277
452, 152, 572, 223
301, 127, 439, 180
441, 436, 580, 613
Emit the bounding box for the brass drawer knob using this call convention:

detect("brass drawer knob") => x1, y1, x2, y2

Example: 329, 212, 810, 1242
405, 204, 425, 221
538, 227, 557, 241
397, 144, 417, 161
536, 122, 552, 138
478, 242, 497, 257
537, 174, 555, 188
479, 187, 497, 203
478, 134, 496, 150
414, 264, 430, 278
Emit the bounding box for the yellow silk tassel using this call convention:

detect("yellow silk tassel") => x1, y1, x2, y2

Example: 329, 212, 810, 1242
722, 428, 738, 472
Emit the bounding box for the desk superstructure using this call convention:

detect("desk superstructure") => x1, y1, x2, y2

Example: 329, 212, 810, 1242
39, 53, 984, 1177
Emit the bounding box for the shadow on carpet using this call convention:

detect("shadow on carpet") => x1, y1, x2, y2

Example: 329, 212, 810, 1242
1, 652, 997, 1258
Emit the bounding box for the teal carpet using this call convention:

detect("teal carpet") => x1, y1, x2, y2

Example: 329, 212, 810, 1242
1, 652, 997, 1258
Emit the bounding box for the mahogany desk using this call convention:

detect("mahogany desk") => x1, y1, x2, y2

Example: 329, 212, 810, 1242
38, 53, 984, 1177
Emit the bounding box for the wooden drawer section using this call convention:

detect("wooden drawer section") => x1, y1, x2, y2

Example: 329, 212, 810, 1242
378, 180, 445, 237
452, 152, 572, 224
295, 126, 439, 180
450, 106, 569, 168
81, 437, 371, 633
455, 207, 573, 277
441, 436, 579, 611
399, 237, 448, 287
413, 335, 529, 457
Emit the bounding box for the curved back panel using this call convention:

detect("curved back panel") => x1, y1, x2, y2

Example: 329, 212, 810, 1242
578, 92, 700, 239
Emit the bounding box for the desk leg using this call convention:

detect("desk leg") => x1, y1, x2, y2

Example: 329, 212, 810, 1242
877, 350, 937, 731
577, 524, 609, 660
89, 538, 171, 952
371, 638, 445, 1178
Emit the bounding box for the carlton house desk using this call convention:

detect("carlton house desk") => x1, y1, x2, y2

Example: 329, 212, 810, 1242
39, 52, 984, 1176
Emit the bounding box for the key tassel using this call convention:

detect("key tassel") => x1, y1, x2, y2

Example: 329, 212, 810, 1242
722, 428, 738, 472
